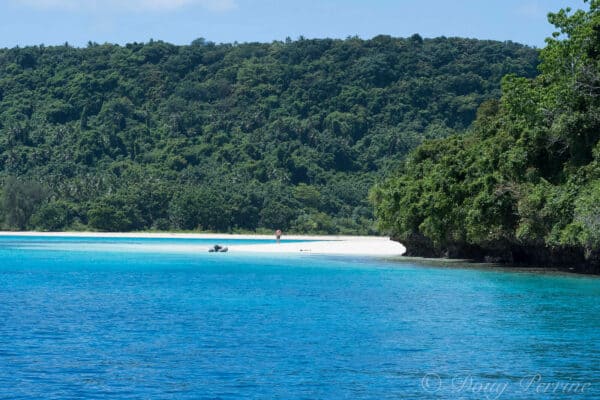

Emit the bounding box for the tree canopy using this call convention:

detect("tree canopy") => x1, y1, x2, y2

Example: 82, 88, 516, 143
372, 1, 600, 271
0, 35, 538, 232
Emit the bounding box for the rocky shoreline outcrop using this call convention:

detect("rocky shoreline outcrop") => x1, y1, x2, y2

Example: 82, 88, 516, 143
394, 234, 600, 275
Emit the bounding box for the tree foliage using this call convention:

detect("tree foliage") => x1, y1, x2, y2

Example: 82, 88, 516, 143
373, 1, 600, 268
0, 36, 538, 232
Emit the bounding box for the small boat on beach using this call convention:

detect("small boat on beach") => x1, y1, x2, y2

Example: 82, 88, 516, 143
208, 245, 228, 253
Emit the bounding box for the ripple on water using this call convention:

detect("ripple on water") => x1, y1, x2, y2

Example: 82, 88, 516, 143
0, 237, 599, 399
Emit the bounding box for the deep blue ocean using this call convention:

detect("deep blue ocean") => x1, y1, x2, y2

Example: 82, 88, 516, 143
0, 236, 599, 399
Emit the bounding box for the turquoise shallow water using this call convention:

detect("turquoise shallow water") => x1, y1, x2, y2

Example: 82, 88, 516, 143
0, 237, 599, 399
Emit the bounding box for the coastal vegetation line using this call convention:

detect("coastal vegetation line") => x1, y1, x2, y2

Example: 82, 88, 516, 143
372, 1, 600, 273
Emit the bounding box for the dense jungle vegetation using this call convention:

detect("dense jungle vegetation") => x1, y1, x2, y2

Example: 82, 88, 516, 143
373, 1, 600, 271
0, 35, 537, 233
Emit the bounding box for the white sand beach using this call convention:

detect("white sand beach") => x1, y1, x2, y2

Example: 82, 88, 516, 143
229, 236, 406, 256
0, 232, 406, 257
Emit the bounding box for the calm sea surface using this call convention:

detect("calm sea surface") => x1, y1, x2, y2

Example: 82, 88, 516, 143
0, 237, 599, 399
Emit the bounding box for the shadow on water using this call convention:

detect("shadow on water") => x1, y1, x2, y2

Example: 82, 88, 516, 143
376, 255, 600, 279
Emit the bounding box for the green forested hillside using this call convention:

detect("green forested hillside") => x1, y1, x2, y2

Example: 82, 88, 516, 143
372, 2, 600, 271
0, 35, 537, 233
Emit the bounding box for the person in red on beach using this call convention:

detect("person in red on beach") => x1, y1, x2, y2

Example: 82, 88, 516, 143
275, 229, 282, 244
